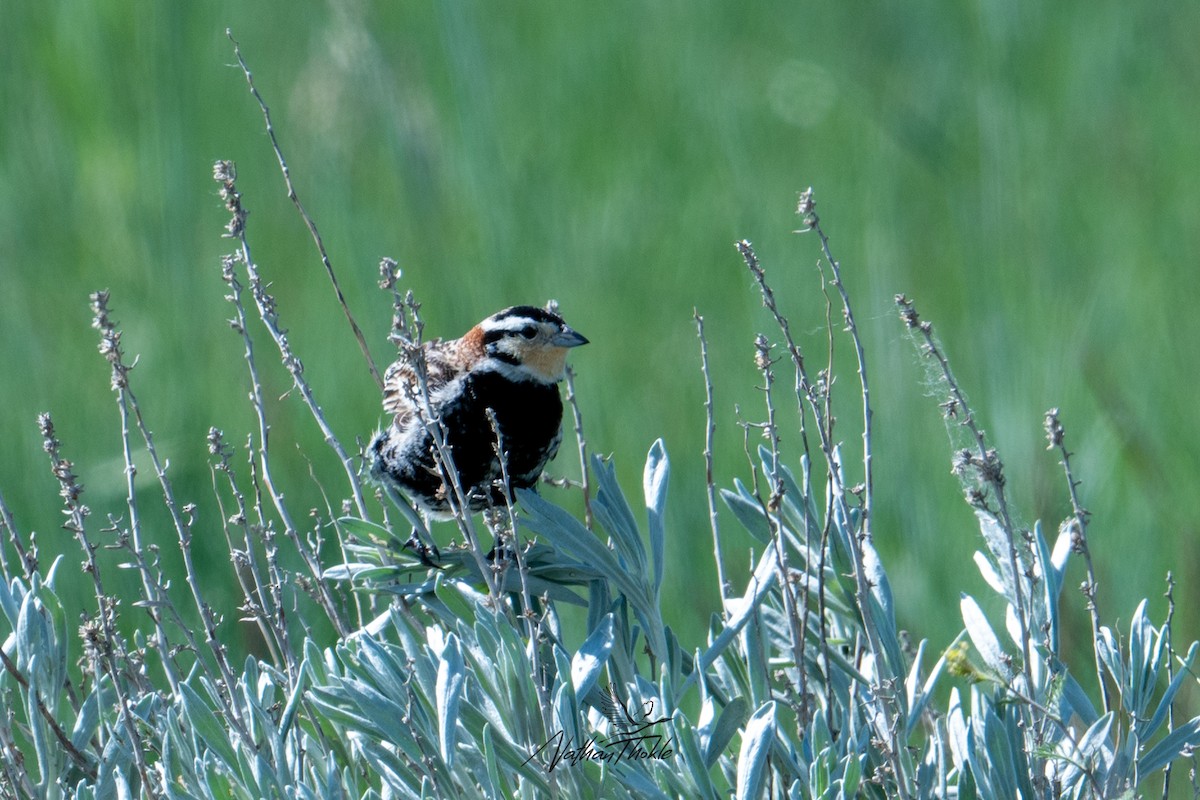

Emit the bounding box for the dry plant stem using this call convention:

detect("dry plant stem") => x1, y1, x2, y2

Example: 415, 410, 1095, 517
896, 297, 1039, 741
208, 436, 287, 667
1162, 572, 1177, 800
220, 251, 348, 637
808, 208, 876, 728
811, 269, 838, 736
0, 490, 31, 579
226, 30, 383, 392
247, 447, 296, 641
215, 165, 368, 519
693, 312, 729, 601
106, 350, 181, 701
563, 365, 593, 530
755, 335, 811, 731
215, 163, 355, 636
738, 240, 911, 798
37, 414, 158, 797
798, 191, 875, 542
92, 294, 262, 743
92, 295, 186, 690
1044, 408, 1111, 716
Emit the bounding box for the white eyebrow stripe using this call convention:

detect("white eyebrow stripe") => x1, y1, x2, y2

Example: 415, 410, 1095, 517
480, 316, 546, 332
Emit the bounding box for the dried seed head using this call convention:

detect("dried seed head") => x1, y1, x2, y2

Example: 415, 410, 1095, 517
1043, 408, 1064, 449
378, 257, 401, 290
753, 334, 773, 371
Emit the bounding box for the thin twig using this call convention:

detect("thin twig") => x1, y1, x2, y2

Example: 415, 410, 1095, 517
226, 29, 383, 392
207, 428, 286, 667
92, 292, 263, 746
1044, 407, 1110, 715
0, 490, 31, 579
213, 163, 352, 636
214, 162, 369, 518
1163, 571, 1177, 800
37, 413, 158, 797
754, 333, 811, 731
796, 189, 874, 542
693, 312, 728, 600
563, 364, 593, 530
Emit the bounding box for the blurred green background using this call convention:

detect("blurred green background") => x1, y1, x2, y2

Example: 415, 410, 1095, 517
3, 1, 1199, 693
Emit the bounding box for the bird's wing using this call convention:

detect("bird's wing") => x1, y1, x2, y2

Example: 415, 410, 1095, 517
382, 340, 462, 424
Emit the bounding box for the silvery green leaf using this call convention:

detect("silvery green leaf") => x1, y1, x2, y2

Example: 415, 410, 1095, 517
975, 510, 1018, 596
1004, 605, 1025, 662
961, 594, 1011, 679
518, 489, 634, 598
945, 688, 969, 773
1142, 641, 1199, 739
1095, 627, 1124, 688
720, 484, 773, 543
436, 633, 465, 767
870, 590, 906, 686
16, 590, 49, 675
1128, 599, 1165, 718
1138, 716, 1200, 776
978, 703, 1027, 800
906, 638, 950, 736
70, 683, 103, 754
839, 752, 863, 799
0, 574, 21, 629
571, 614, 614, 698
180, 682, 238, 772
743, 596, 767, 706
736, 701, 777, 800
1059, 712, 1113, 790
321, 563, 396, 581
1032, 520, 1060, 654
757, 446, 818, 548
973, 551, 1005, 595
644, 439, 668, 595
591, 453, 647, 576
706, 696, 750, 767
26, 656, 53, 792
861, 534, 894, 631
336, 515, 402, 545
1059, 672, 1099, 729
1051, 519, 1073, 573
673, 719, 718, 798
683, 547, 777, 696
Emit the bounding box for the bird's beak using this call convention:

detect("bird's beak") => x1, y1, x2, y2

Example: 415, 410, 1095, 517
552, 327, 589, 348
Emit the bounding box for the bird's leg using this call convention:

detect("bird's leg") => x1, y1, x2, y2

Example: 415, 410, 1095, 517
404, 528, 442, 569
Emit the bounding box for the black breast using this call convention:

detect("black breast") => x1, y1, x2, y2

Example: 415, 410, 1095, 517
436, 371, 565, 505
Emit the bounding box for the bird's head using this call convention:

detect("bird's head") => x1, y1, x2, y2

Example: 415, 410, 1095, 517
465, 305, 589, 383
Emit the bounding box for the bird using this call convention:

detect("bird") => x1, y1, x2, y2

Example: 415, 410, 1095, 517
368, 305, 588, 525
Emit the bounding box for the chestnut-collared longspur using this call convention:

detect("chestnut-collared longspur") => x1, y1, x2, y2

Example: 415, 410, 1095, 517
369, 305, 588, 517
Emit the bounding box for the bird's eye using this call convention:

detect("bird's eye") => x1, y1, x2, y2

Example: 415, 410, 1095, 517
519, 325, 538, 339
